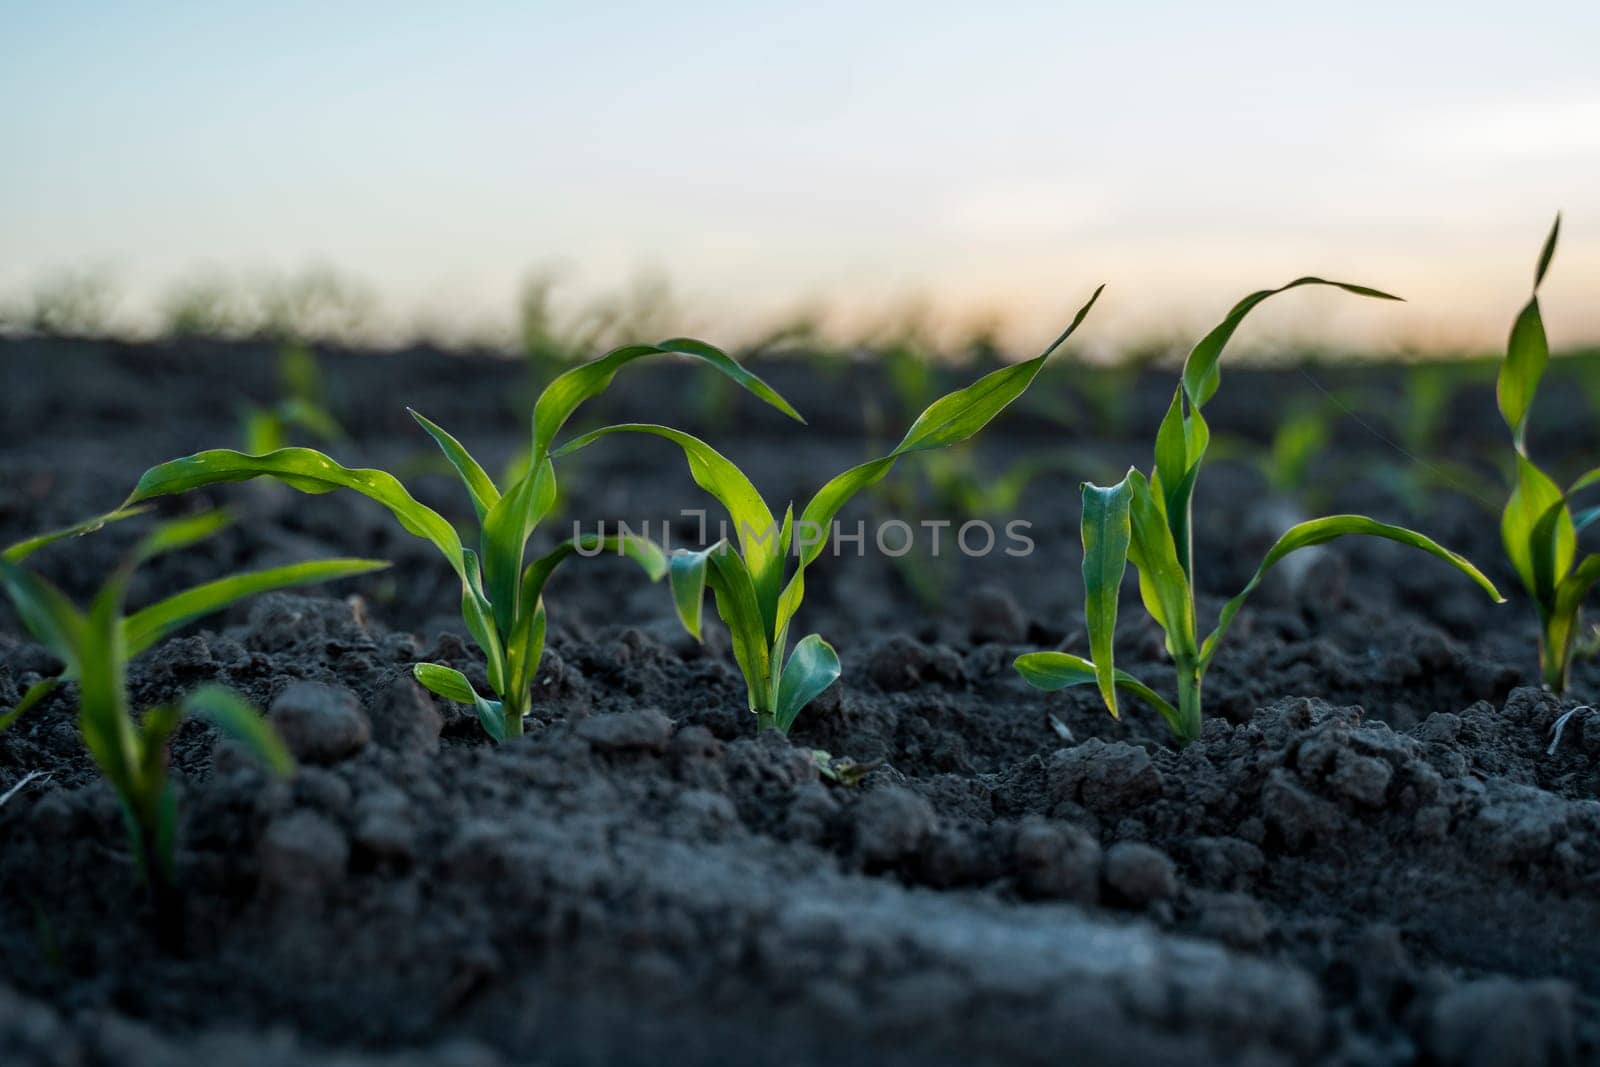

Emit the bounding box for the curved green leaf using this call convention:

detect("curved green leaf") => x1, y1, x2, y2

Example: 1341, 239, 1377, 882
791, 286, 1104, 578
774, 634, 841, 733
1498, 298, 1549, 448
126, 448, 472, 583
891, 285, 1102, 456
553, 424, 783, 622
1183, 278, 1400, 409
1124, 469, 1197, 659
701, 544, 773, 712
79, 569, 138, 803
1013, 651, 1181, 733
413, 662, 480, 703
0, 561, 85, 664
532, 339, 803, 463
3, 506, 150, 565
1202, 515, 1503, 667
1080, 478, 1132, 718
0, 677, 59, 733
409, 408, 500, 521
510, 531, 665, 700
180, 685, 294, 776
123, 558, 389, 658
130, 511, 234, 565
669, 545, 712, 640
414, 663, 507, 740
480, 457, 558, 635
1502, 454, 1572, 602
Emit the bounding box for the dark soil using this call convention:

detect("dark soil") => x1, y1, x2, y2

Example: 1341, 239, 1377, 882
3, 336, 1600, 1066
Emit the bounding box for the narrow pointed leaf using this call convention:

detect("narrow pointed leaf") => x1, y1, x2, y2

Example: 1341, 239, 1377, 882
1080, 478, 1132, 717
126, 448, 472, 582
890, 285, 1102, 456
1124, 470, 1198, 658
0, 561, 85, 664
532, 339, 803, 463
479, 457, 559, 636
123, 558, 389, 658
1, 677, 59, 732
2, 506, 149, 565
409, 409, 500, 521
1202, 516, 1503, 667
1183, 278, 1400, 409
702, 545, 773, 712
553, 424, 783, 611
1497, 298, 1549, 447
1013, 651, 1182, 734
180, 685, 294, 776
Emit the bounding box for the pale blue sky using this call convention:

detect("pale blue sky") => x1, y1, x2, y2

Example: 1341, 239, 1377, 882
2, 1, 1597, 350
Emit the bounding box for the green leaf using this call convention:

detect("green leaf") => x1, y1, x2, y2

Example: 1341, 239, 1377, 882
413, 662, 480, 703
1534, 213, 1561, 288
0, 561, 86, 665
1497, 298, 1549, 449
1080, 478, 1132, 718
890, 285, 1102, 456
476, 697, 508, 742
1501, 455, 1573, 603
180, 685, 294, 776
790, 286, 1104, 580
413, 663, 507, 740
1547, 553, 1600, 691
1183, 278, 1400, 409
126, 448, 473, 584
479, 457, 558, 636
1202, 515, 1504, 667
532, 339, 804, 463
554, 424, 784, 624
702, 544, 774, 712
510, 531, 665, 700
1124, 470, 1198, 659
78, 569, 140, 804
0, 677, 59, 733
409, 409, 501, 522
669, 546, 712, 640
2, 506, 149, 565
1012, 651, 1182, 734
774, 634, 841, 733
130, 511, 234, 566
122, 558, 389, 658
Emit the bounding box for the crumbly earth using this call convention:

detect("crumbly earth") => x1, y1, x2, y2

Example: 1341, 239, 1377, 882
2, 337, 1599, 1066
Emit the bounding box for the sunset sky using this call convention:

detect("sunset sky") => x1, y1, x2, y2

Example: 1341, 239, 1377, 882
2, 1, 1597, 354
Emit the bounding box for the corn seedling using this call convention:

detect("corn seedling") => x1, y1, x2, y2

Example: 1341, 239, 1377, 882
557, 287, 1104, 733
1016, 279, 1503, 743
241, 340, 346, 454
126, 342, 803, 741
1495, 217, 1600, 693
0, 512, 382, 897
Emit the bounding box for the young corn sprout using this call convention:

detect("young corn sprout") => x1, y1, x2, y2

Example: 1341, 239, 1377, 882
1016, 279, 1504, 743
124, 341, 803, 741
557, 287, 1104, 733
0, 512, 383, 897
1495, 216, 1600, 693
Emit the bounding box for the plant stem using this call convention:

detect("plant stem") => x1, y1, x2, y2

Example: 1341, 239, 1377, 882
1541, 627, 1571, 694
503, 692, 528, 738
1175, 664, 1204, 745
755, 709, 779, 733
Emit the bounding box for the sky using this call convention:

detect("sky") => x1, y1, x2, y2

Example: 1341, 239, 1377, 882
2, 1, 1597, 355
